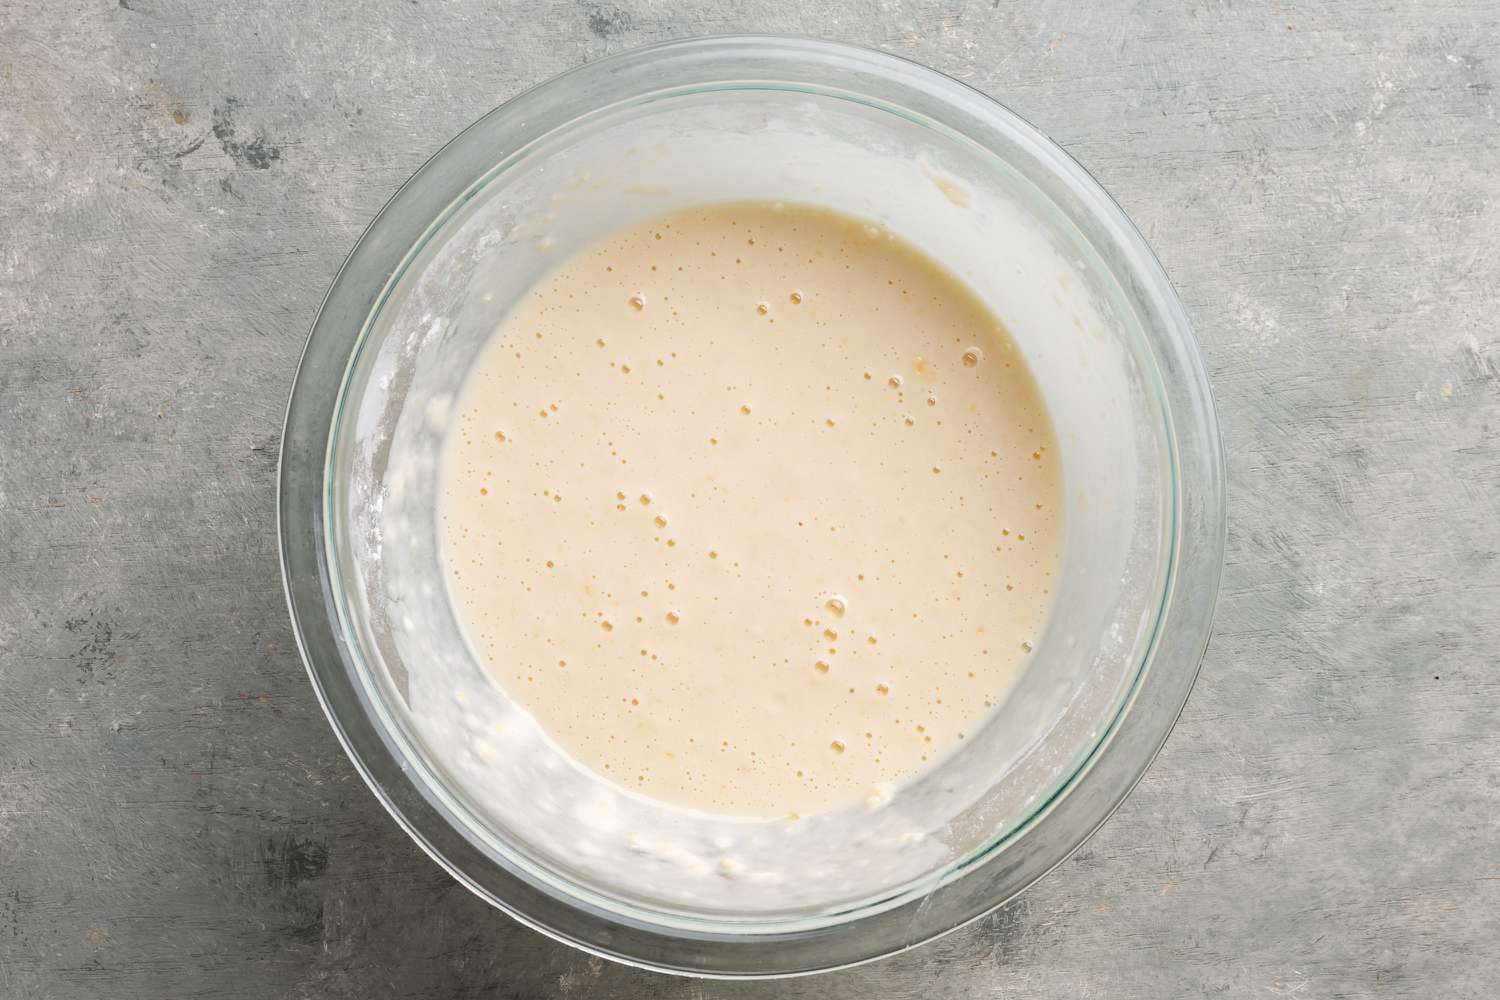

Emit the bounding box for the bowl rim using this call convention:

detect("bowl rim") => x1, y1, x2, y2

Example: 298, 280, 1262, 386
278, 33, 1227, 978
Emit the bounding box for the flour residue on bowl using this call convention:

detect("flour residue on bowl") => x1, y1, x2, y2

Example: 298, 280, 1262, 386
439, 201, 1062, 817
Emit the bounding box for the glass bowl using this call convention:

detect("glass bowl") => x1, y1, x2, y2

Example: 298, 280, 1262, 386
278, 35, 1225, 977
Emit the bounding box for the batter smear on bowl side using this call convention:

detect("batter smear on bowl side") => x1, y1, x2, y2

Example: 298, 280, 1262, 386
440, 201, 1063, 817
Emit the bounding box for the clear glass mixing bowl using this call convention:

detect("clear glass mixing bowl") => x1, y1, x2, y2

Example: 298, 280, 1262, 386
279, 36, 1226, 977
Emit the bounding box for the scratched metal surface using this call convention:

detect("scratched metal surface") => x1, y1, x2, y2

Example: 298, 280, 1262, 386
2, 1, 1498, 997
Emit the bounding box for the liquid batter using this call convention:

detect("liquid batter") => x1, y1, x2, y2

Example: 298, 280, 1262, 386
440, 202, 1062, 818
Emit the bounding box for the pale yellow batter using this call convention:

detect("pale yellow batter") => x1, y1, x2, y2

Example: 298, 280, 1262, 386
440, 202, 1062, 817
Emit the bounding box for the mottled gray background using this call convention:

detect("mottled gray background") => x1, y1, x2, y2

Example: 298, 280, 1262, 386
3, 1, 1498, 997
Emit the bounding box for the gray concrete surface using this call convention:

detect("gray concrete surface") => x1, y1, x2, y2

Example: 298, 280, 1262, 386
3, 1, 1498, 997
